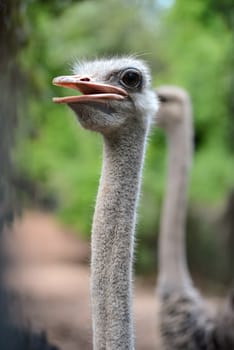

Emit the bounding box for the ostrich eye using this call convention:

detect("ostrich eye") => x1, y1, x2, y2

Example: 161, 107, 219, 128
158, 95, 168, 103
119, 69, 142, 89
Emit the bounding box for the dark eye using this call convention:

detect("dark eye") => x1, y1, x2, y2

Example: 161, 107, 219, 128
158, 94, 168, 103
119, 68, 142, 89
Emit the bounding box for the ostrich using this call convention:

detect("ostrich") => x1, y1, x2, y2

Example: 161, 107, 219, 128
52, 57, 159, 349
155, 85, 234, 350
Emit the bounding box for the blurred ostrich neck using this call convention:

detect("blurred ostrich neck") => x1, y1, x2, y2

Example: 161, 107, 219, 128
91, 121, 148, 349
158, 109, 194, 295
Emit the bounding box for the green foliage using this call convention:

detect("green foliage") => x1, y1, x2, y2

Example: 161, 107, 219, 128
16, 101, 102, 235
157, 0, 234, 201
15, 0, 234, 277
17, 0, 166, 238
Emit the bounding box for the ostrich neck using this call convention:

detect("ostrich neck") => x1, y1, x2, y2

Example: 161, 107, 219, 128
91, 122, 148, 350
158, 113, 194, 297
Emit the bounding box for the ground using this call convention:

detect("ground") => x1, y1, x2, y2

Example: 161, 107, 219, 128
5, 211, 160, 350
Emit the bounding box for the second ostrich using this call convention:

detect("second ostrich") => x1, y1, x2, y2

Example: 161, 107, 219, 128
155, 85, 234, 350
53, 57, 158, 350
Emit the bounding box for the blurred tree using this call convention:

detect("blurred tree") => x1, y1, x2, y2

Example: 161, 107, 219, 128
0, 0, 25, 346
203, 0, 234, 152
167, 0, 234, 154
0, 1, 62, 348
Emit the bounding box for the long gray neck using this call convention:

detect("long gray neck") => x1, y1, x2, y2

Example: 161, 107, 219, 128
157, 106, 194, 298
91, 121, 149, 350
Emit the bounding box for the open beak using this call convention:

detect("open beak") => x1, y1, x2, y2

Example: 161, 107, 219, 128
52, 75, 128, 104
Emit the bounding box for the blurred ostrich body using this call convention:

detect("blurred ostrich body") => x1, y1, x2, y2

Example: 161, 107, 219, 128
53, 57, 158, 349
156, 86, 234, 350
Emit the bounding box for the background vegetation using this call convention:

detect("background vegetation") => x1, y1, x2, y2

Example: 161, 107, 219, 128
14, 0, 234, 286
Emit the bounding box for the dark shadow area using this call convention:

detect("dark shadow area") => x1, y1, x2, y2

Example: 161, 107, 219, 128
0, 1, 59, 349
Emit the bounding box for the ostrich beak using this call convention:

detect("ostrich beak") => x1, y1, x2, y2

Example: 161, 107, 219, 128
52, 75, 128, 103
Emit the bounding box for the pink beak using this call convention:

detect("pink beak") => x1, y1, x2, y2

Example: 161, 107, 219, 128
52, 75, 128, 104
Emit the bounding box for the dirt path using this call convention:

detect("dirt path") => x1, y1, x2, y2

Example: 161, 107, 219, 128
5, 211, 159, 350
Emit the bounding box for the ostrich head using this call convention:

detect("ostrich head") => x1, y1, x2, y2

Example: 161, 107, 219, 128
155, 85, 191, 130
53, 57, 158, 134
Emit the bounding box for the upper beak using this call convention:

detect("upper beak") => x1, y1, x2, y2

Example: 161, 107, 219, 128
52, 75, 128, 104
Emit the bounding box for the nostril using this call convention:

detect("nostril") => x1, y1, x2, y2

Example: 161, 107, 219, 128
80, 76, 91, 82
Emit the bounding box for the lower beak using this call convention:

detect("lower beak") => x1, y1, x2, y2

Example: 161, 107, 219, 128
52, 75, 128, 103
